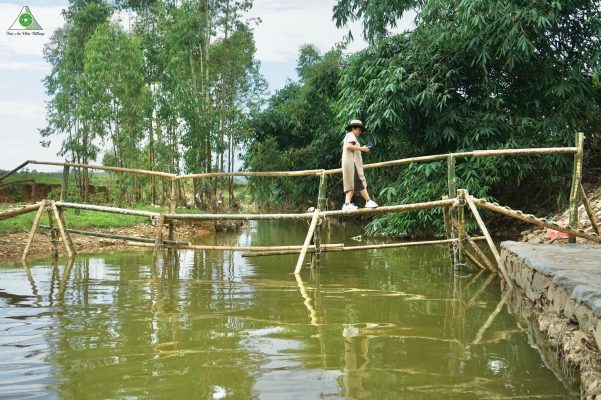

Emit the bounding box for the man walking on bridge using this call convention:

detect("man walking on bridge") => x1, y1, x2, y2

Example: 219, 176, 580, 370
341, 119, 378, 211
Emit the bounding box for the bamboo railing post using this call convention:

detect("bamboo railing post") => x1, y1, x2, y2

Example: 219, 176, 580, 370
22, 201, 46, 262
51, 201, 74, 259
152, 214, 165, 265
447, 156, 459, 266
167, 179, 176, 248
312, 173, 328, 268
295, 209, 320, 274
457, 190, 466, 265
60, 166, 70, 201
441, 195, 455, 265
580, 183, 600, 236
46, 203, 58, 259
463, 191, 513, 288
31, 181, 36, 203
568, 132, 584, 243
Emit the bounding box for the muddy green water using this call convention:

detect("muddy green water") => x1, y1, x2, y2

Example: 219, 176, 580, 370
0, 221, 573, 399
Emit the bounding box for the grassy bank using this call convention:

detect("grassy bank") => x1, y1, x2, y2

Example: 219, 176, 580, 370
0, 203, 207, 233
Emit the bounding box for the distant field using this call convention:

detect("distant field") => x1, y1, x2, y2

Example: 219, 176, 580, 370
0, 203, 207, 233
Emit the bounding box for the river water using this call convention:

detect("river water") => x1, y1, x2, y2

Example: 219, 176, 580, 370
0, 220, 574, 399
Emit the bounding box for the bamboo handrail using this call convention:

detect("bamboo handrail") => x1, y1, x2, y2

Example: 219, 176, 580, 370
470, 197, 601, 244
341, 238, 456, 250
27, 160, 177, 178
38, 225, 191, 246
175, 169, 326, 180
0, 161, 29, 183
0, 202, 44, 221
55, 201, 159, 218
323, 147, 578, 175
5, 146, 577, 184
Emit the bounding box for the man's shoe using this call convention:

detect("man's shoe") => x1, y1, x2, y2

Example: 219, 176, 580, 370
342, 203, 359, 211
365, 200, 379, 208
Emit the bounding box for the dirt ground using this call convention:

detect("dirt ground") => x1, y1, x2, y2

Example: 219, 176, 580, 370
0, 221, 216, 263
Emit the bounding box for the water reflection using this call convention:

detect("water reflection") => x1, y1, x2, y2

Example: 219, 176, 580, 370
0, 220, 577, 399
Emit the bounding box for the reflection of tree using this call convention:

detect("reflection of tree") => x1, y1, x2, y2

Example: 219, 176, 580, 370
45, 252, 257, 399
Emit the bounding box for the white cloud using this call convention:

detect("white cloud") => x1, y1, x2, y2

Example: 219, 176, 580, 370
0, 100, 63, 172
248, 0, 414, 62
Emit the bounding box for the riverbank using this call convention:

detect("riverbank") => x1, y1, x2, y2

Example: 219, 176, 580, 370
0, 221, 215, 263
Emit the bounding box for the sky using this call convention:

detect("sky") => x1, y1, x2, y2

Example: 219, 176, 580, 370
0, 0, 414, 172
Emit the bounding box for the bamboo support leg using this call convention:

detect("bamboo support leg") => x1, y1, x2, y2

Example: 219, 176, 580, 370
457, 190, 466, 265
580, 183, 600, 236
464, 251, 485, 270
152, 214, 165, 264
464, 232, 496, 272
46, 206, 58, 259
22, 201, 46, 262
568, 132, 584, 243
51, 201, 74, 259
294, 209, 320, 274
57, 207, 76, 256
463, 191, 512, 288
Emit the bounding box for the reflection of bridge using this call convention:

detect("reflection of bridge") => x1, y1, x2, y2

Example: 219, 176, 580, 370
1, 132, 598, 283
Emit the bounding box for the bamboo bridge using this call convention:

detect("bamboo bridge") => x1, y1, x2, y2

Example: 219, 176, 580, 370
1, 132, 599, 286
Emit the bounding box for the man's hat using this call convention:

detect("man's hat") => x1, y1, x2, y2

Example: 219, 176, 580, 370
346, 119, 364, 131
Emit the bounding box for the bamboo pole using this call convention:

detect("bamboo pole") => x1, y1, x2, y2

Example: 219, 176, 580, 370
28, 160, 176, 178
463, 190, 513, 288
166, 212, 313, 221
341, 238, 457, 251
294, 209, 320, 274
470, 196, 601, 244
0, 161, 29, 183
321, 199, 455, 217
312, 173, 328, 267
442, 196, 452, 239
0, 203, 43, 221
55, 202, 159, 218
38, 225, 190, 246
175, 169, 326, 181
568, 132, 585, 243
130, 242, 344, 252
50, 201, 74, 259
21, 201, 46, 262
46, 204, 58, 259
457, 189, 466, 265
57, 207, 76, 256
464, 251, 486, 270
464, 232, 496, 272
580, 183, 600, 236
60, 166, 70, 201
152, 214, 165, 264
322, 147, 577, 175
448, 157, 459, 267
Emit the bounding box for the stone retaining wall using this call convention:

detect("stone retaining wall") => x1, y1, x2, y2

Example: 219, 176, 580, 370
501, 241, 601, 399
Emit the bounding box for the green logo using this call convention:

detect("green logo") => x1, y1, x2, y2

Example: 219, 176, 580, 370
8, 6, 43, 31
19, 13, 33, 27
